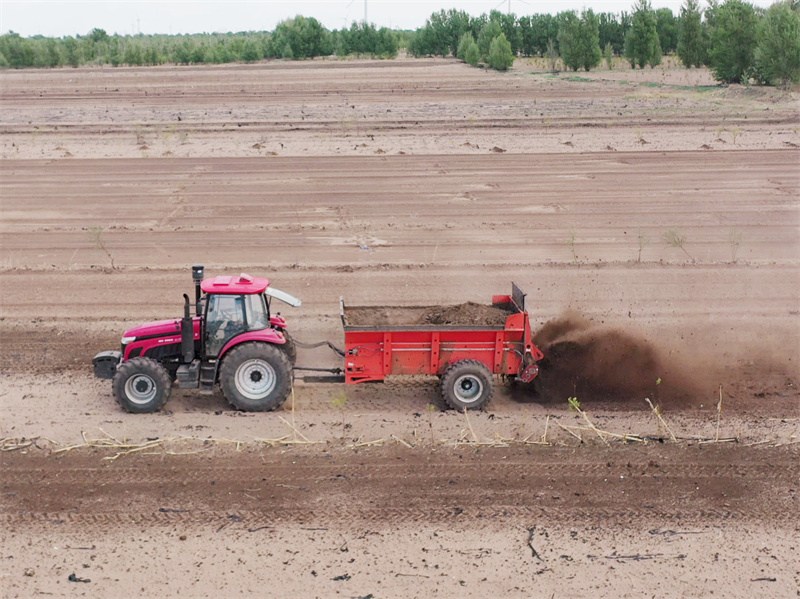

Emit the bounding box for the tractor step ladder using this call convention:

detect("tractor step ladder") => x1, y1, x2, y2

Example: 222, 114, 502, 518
199, 361, 217, 391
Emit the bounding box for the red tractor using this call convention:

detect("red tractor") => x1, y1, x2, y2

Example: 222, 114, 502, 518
93, 265, 301, 413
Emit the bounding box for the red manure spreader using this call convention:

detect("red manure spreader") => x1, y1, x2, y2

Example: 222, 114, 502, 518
94, 267, 543, 412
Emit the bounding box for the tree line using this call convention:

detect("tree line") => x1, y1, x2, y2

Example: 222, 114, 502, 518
1, 1, 798, 86
413, 0, 800, 85
0, 17, 400, 69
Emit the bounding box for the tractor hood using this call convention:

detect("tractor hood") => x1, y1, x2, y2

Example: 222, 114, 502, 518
123, 318, 182, 340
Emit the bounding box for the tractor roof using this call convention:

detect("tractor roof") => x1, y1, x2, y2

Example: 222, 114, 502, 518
201, 273, 269, 295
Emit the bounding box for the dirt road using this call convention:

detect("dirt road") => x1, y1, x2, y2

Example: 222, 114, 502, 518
1, 59, 798, 597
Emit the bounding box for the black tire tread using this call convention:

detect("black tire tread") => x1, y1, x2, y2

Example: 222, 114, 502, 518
112, 357, 172, 414
280, 330, 297, 365
219, 342, 292, 412
440, 359, 494, 411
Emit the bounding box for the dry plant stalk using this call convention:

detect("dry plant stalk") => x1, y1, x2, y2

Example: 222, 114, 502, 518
520, 415, 551, 445
645, 398, 678, 442
462, 408, 479, 443
254, 435, 292, 447
52, 430, 176, 459
1, 438, 35, 452
572, 403, 611, 446
556, 420, 583, 442
349, 437, 385, 448
391, 434, 413, 448
715, 385, 723, 442
562, 424, 644, 443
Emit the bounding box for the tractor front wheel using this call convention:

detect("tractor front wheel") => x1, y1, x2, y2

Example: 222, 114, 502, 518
112, 357, 172, 413
219, 342, 292, 412
440, 360, 494, 411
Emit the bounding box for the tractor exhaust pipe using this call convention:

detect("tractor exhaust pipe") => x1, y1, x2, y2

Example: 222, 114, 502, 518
192, 264, 204, 316
182, 294, 195, 363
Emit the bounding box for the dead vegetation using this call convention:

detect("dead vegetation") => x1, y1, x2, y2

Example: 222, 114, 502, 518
7, 391, 793, 461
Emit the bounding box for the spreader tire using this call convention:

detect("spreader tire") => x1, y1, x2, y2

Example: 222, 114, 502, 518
280, 330, 297, 366
112, 357, 172, 414
440, 360, 494, 411
219, 342, 292, 412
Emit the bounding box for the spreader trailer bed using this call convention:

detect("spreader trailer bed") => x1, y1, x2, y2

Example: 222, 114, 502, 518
340, 283, 544, 410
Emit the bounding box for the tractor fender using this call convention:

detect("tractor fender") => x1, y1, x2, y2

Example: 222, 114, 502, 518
218, 329, 286, 360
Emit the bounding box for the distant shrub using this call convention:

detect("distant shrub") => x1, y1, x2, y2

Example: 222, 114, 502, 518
457, 32, 475, 61
488, 33, 514, 71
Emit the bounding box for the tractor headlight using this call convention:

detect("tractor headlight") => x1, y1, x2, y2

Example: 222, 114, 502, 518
121, 336, 136, 345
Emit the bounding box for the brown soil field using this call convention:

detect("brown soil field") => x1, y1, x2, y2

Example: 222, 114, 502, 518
1, 58, 799, 597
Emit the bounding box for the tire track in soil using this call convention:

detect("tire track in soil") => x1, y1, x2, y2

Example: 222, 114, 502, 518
3, 447, 797, 529
0, 461, 790, 485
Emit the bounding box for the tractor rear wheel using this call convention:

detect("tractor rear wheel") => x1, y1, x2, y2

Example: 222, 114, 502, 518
280, 330, 297, 365
440, 360, 494, 411
219, 342, 292, 412
112, 357, 172, 413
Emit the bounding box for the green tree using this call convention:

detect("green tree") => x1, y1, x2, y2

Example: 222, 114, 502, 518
754, 1, 800, 86
337, 22, 398, 57
477, 19, 502, 62
558, 9, 602, 71
677, 0, 706, 67
557, 11, 583, 71
706, 0, 759, 83
604, 41, 614, 68
122, 41, 143, 66
598, 12, 629, 55
518, 16, 535, 55
580, 9, 603, 70
527, 13, 559, 56
655, 8, 679, 53
267, 16, 332, 59
488, 32, 514, 71
240, 38, 261, 62
408, 9, 470, 56
493, 10, 521, 55
88, 28, 108, 44
43, 38, 62, 67
625, 0, 662, 68
464, 39, 480, 66
457, 32, 475, 61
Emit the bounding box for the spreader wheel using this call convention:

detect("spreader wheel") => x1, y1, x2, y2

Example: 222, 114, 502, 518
219, 342, 292, 412
440, 360, 494, 411
112, 357, 172, 413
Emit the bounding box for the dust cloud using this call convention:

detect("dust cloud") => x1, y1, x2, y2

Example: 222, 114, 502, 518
531, 310, 703, 406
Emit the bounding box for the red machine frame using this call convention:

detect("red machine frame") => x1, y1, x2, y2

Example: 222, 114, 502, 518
341, 283, 543, 384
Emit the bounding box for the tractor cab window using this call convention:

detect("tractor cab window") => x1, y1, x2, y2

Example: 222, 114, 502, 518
206, 294, 247, 357
244, 293, 269, 331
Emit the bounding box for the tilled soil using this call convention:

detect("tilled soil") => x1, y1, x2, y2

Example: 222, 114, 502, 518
2, 445, 799, 598
0, 59, 798, 597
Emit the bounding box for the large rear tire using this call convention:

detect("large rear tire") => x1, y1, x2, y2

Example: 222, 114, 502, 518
440, 360, 494, 411
280, 330, 297, 366
112, 357, 172, 413
219, 342, 292, 412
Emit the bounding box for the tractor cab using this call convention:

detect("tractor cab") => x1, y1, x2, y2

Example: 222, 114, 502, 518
199, 271, 301, 358
201, 274, 271, 356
